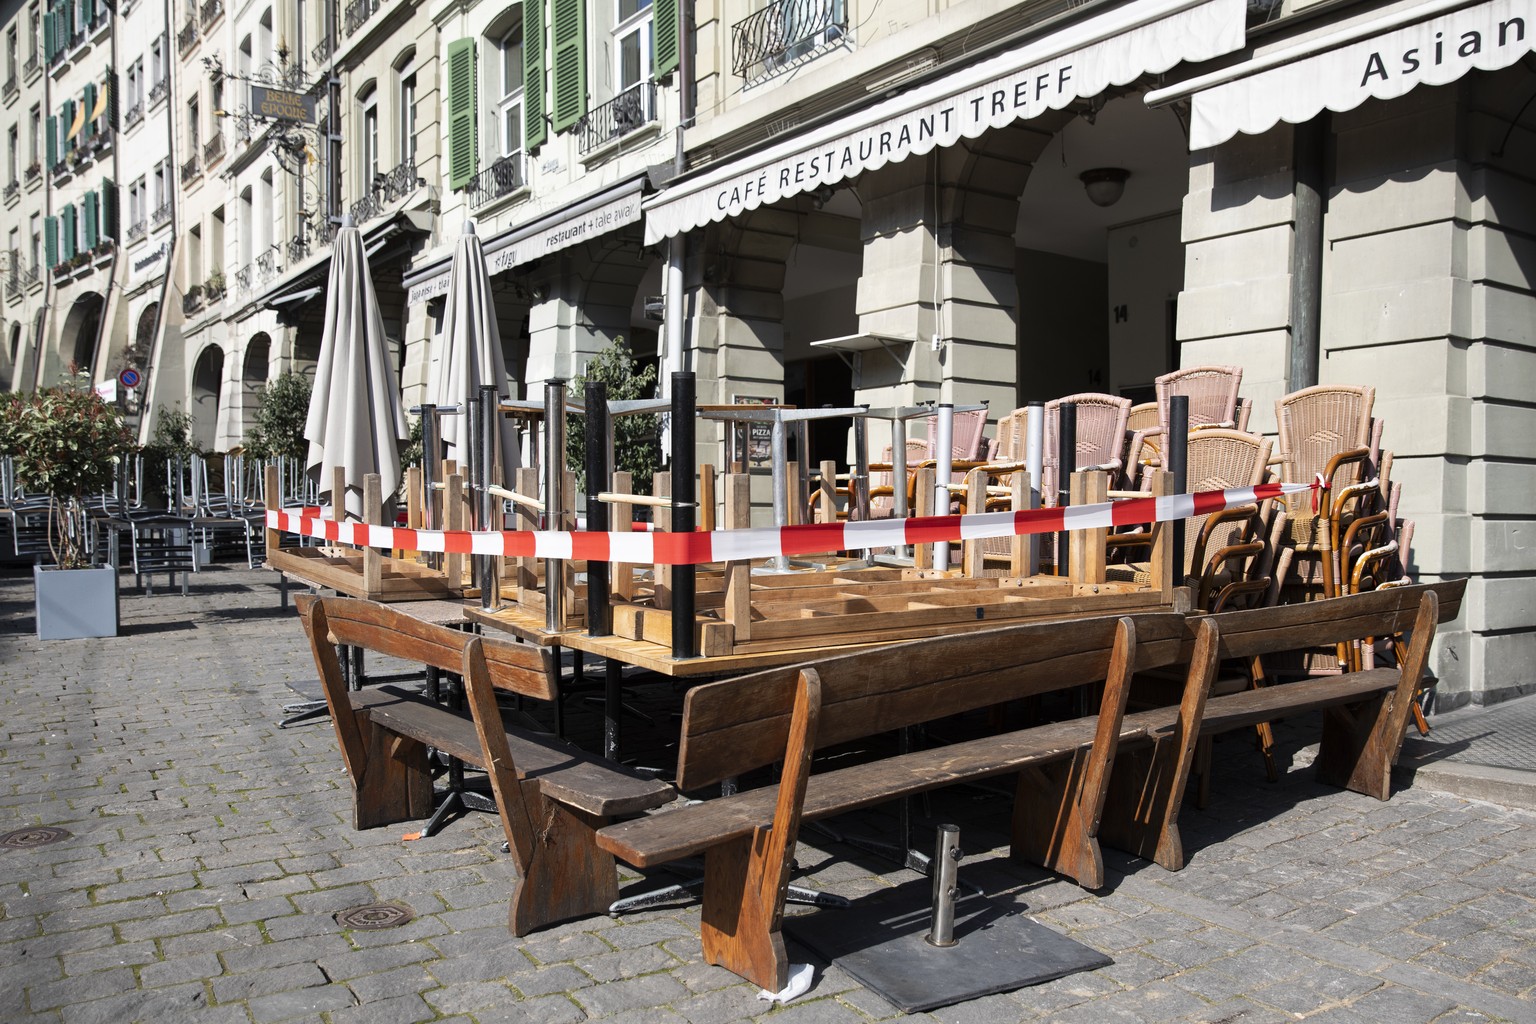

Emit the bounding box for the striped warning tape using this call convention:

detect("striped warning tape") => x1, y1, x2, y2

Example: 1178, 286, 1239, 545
267, 480, 1316, 567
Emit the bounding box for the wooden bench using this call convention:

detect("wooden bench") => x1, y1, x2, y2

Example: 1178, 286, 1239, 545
592, 610, 1190, 992
1101, 579, 1465, 873
297, 595, 675, 935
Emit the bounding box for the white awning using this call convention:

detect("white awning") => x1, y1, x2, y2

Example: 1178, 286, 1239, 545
403, 176, 647, 304
641, 0, 1246, 244
1146, 0, 1536, 150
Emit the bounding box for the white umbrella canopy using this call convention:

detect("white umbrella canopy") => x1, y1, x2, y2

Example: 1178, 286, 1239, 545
303, 217, 408, 520
429, 222, 519, 487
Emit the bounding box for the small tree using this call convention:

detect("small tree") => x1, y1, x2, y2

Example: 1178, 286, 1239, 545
13, 373, 137, 567
565, 337, 660, 495
243, 371, 313, 462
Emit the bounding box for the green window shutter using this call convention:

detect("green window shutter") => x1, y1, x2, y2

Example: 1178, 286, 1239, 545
83, 192, 98, 248
80, 0, 93, 27
63, 99, 74, 149
101, 179, 117, 239
61, 204, 76, 260
550, 0, 585, 134
46, 115, 57, 167
523, 0, 547, 151
653, 0, 679, 80
82, 83, 96, 138
445, 38, 477, 191
44, 11, 55, 59
107, 73, 118, 130
45, 216, 58, 269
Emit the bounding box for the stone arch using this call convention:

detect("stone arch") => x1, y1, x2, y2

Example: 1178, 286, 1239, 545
190, 343, 226, 451
60, 291, 107, 378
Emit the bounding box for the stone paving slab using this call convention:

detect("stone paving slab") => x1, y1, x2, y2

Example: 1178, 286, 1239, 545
1, 564, 1534, 1022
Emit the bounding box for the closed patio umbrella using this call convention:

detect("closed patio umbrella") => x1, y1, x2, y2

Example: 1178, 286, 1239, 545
429, 221, 519, 486
303, 215, 408, 520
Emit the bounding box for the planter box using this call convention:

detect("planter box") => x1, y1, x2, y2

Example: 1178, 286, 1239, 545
34, 565, 119, 640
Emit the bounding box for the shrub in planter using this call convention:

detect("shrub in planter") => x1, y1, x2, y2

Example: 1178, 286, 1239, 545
13, 372, 138, 568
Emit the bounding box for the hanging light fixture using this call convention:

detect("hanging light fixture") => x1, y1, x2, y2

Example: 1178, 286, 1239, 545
1080, 167, 1130, 207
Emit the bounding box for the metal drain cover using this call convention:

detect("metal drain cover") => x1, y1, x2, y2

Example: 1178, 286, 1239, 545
334, 902, 414, 930
0, 826, 73, 850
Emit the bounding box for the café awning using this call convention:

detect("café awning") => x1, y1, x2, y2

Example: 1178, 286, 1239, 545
640, 0, 1247, 244
1145, 0, 1536, 150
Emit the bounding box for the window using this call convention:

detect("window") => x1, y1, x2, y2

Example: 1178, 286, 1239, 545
150, 36, 164, 89
239, 185, 252, 266
614, 0, 651, 93
358, 84, 378, 188
238, 34, 251, 78
125, 59, 141, 109
188, 96, 199, 149
490, 26, 522, 160
396, 51, 417, 164
28, 105, 38, 164
6, 26, 17, 79
30, 212, 40, 269
7, 125, 16, 183
129, 176, 145, 228
28, 5, 38, 62
153, 159, 167, 209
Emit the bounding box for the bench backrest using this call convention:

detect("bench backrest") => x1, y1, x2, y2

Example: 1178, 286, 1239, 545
297, 594, 558, 700
1198, 580, 1463, 661
675, 610, 1187, 791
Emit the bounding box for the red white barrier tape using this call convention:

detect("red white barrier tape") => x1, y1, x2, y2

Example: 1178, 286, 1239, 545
268, 481, 1315, 567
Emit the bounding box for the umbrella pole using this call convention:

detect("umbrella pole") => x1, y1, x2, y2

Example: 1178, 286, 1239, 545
418, 404, 441, 570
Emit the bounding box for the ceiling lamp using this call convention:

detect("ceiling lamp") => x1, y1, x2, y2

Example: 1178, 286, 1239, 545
1080, 167, 1130, 208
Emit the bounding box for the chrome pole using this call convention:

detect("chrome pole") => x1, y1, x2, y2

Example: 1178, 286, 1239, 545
933, 403, 954, 572
925, 824, 962, 948
544, 379, 566, 633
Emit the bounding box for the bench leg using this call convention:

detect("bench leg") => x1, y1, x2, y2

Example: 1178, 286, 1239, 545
1099, 736, 1188, 872
507, 790, 619, 936
1011, 755, 1105, 890
354, 721, 435, 830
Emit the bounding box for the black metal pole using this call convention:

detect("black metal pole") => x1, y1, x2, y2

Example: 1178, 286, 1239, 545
1057, 401, 1076, 578
671, 372, 697, 659
1169, 394, 1189, 582
585, 382, 611, 637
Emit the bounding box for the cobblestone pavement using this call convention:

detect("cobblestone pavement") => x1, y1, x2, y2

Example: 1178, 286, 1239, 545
2, 564, 1534, 1024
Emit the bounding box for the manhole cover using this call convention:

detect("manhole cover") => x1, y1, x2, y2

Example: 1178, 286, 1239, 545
334, 902, 414, 930
0, 826, 73, 850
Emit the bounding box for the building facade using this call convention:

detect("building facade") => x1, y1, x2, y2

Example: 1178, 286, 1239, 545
2, 0, 1533, 707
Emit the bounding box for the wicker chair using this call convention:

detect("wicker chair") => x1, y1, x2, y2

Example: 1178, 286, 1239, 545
1040, 393, 1132, 507
1269, 384, 1379, 604
1123, 401, 1160, 489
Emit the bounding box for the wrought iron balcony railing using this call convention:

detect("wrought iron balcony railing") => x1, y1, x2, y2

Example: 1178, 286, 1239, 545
311, 34, 334, 67
343, 0, 382, 38
123, 98, 144, 128
200, 0, 223, 27
578, 82, 656, 155
126, 219, 147, 243
183, 284, 204, 314
203, 132, 224, 164
23, 55, 39, 78
177, 19, 198, 55
349, 157, 418, 223
469, 155, 524, 209
2, 75, 17, 101
180, 154, 200, 182
5, 269, 20, 298
149, 77, 168, 105
152, 200, 172, 226
3, 180, 17, 202
233, 263, 251, 293
256, 246, 279, 283
24, 161, 40, 183
731, 0, 846, 79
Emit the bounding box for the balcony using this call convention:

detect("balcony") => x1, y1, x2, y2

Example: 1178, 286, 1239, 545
152, 200, 172, 226
200, 0, 222, 27
3, 180, 17, 203
204, 272, 225, 302
24, 161, 40, 184
287, 220, 335, 265
181, 154, 200, 182
2, 75, 16, 102
578, 82, 656, 155
182, 284, 204, 315
311, 34, 334, 67
731, 0, 846, 80
348, 157, 419, 224
255, 246, 279, 284
342, 0, 382, 38
5, 269, 20, 298
124, 98, 144, 128
23, 55, 39, 79
177, 19, 198, 56
88, 8, 110, 35
233, 263, 251, 293
203, 132, 224, 165
51, 157, 70, 180
148, 77, 168, 105
469, 155, 524, 210
126, 219, 147, 243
